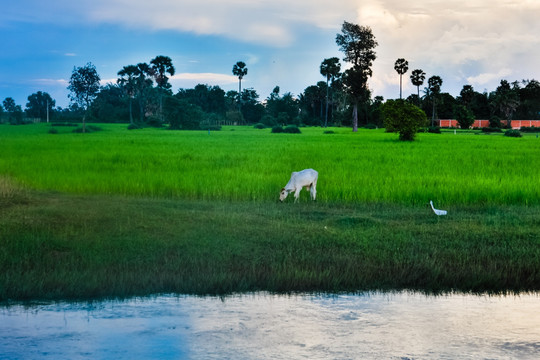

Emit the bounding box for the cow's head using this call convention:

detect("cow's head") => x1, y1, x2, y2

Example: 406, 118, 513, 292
279, 188, 288, 202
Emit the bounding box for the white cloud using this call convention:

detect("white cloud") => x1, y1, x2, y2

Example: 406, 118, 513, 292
171, 73, 238, 88
467, 69, 513, 86
33, 78, 69, 86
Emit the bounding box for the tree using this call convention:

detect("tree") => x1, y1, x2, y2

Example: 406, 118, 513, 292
394, 58, 409, 99
164, 96, 203, 130
2, 97, 23, 124
320, 57, 341, 127
454, 104, 475, 129
26, 91, 55, 122
150, 56, 175, 122
410, 69, 426, 106
382, 99, 428, 141
232, 61, 248, 108
68, 62, 101, 132
490, 80, 520, 128
427, 75, 443, 126
117, 65, 140, 124
336, 21, 378, 132
133, 63, 155, 123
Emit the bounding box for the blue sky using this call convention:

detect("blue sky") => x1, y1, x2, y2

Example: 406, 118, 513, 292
2, 0, 540, 109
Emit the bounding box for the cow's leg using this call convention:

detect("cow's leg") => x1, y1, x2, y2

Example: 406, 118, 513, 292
310, 183, 316, 201
294, 187, 301, 203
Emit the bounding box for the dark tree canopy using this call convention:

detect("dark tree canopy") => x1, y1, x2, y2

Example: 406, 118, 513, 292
26, 91, 55, 121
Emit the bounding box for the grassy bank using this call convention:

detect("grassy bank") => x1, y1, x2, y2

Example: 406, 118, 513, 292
1, 190, 539, 301
1, 124, 539, 301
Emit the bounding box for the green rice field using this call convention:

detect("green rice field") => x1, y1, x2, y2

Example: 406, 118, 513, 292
1, 124, 539, 205
1, 123, 539, 301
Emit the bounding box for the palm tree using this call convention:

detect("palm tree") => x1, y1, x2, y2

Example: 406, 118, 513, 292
232, 61, 248, 111
427, 75, 443, 126
117, 65, 139, 124
320, 57, 341, 127
410, 69, 426, 104
394, 58, 409, 99
232, 61, 248, 95
150, 56, 175, 122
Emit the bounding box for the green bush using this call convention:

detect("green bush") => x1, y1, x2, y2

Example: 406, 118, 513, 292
428, 126, 441, 134
454, 104, 475, 129
482, 127, 503, 133
271, 125, 284, 133
323, 130, 335, 134
165, 97, 203, 130
200, 124, 222, 131
382, 99, 428, 141
520, 126, 539, 133
48, 128, 58, 134
127, 123, 142, 130
253, 123, 266, 129
283, 125, 301, 134
504, 129, 522, 138
363, 123, 377, 129
72, 125, 102, 133
489, 116, 502, 129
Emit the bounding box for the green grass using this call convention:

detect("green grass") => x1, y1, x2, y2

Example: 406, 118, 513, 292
1, 192, 538, 301
0, 123, 539, 301
1, 123, 539, 205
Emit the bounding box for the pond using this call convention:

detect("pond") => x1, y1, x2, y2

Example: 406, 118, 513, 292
1, 292, 539, 359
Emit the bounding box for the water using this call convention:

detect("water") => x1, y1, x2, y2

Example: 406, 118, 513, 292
1, 292, 539, 359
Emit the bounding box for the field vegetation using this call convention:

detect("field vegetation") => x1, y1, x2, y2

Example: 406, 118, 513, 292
1, 124, 539, 301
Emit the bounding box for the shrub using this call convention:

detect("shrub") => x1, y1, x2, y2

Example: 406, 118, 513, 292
271, 125, 284, 133
200, 124, 222, 131
283, 125, 301, 134
482, 127, 503, 133
260, 115, 277, 127
520, 126, 539, 133
489, 116, 502, 129
382, 99, 428, 141
323, 130, 335, 134
253, 123, 266, 129
363, 123, 377, 129
72, 125, 102, 133
454, 104, 475, 129
504, 129, 522, 138
51, 122, 78, 127
127, 123, 142, 130
48, 128, 58, 134
428, 126, 441, 134
165, 97, 203, 130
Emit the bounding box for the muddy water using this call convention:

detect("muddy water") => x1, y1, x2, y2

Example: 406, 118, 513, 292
1, 292, 539, 359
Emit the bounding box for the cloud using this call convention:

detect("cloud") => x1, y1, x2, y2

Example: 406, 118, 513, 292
171, 73, 238, 88
357, 0, 540, 97
33, 78, 69, 86
467, 68, 513, 86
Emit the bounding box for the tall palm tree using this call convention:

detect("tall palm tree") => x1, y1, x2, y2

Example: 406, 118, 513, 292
150, 56, 175, 122
320, 57, 341, 127
232, 61, 248, 95
410, 69, 426, 105
117, 65, 139, 124
232, 61, 248, 111
427, 75, 443, 126
394, 58, 409, 99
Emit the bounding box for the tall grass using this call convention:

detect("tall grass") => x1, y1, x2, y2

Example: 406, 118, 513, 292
0, 124, 539, 205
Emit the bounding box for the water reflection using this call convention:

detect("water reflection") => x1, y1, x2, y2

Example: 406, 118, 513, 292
1, 292, 539, 359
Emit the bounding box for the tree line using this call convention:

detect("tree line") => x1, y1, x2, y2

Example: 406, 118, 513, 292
2, 22, 539, 130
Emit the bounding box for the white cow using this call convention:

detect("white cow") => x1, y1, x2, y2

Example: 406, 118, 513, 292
279, 169, 318, 202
